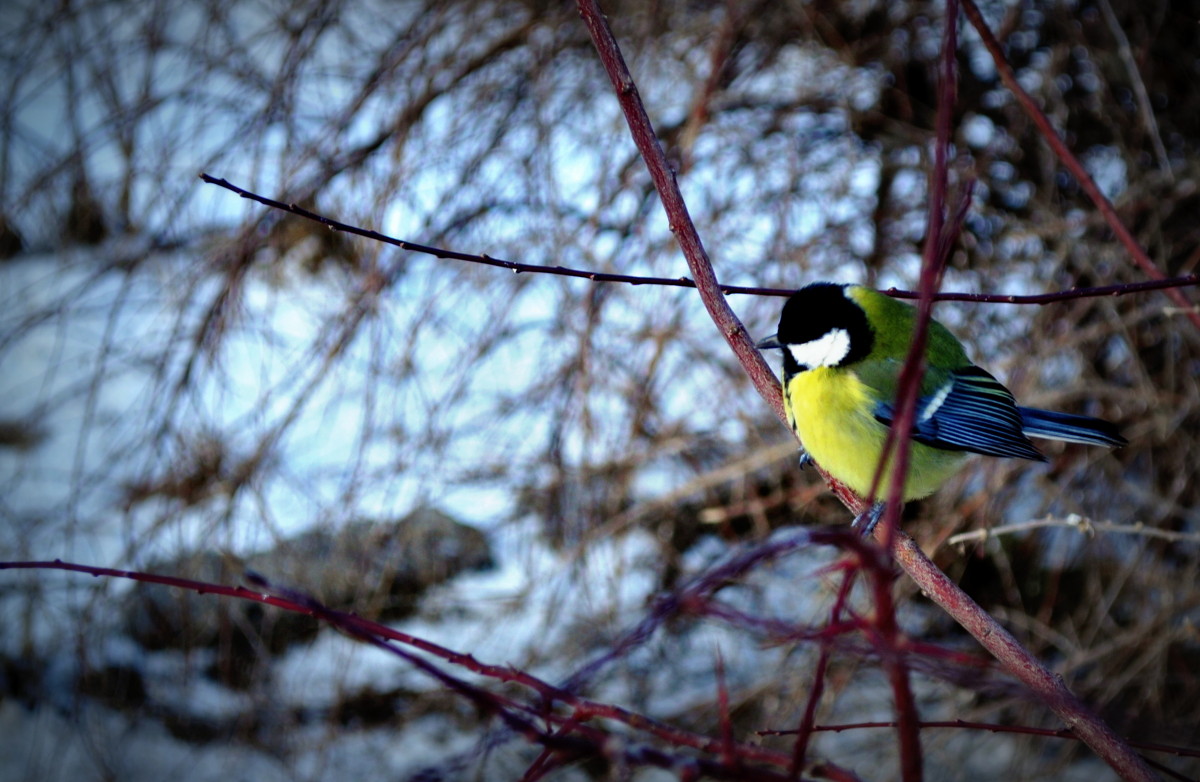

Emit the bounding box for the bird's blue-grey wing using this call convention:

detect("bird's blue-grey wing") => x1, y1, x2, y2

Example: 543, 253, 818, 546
874, 367, 1046, 461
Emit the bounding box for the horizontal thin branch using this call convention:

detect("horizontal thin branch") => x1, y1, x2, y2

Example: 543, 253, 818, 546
199, 174, 768, 293
199, 174, 1199, 305
884, 276, 1200, 304
763, 721, 1200, 760
947, 514, 1200, 547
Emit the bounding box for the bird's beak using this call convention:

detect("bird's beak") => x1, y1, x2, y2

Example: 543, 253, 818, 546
755, 334, 783, 351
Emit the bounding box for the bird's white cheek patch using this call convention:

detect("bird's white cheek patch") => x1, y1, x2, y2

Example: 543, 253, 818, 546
788, 328, 851, 369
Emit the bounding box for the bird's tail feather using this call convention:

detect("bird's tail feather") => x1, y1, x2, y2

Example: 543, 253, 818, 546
1018, 407, 1126, 448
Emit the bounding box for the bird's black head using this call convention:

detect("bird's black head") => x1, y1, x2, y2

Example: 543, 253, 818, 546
757, 282, 874, 373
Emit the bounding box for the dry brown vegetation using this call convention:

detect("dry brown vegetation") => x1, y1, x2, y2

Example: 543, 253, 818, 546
1, 0, 1198, 779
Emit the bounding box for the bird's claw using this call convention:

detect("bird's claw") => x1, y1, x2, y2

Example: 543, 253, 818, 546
851, 502, 885, 537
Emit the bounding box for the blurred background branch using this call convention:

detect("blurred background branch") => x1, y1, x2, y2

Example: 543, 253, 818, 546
2, 0, 1198, 778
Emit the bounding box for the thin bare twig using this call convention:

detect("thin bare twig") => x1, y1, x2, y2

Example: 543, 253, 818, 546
947, 514, 1200, 547
1096, 0, 1172, 180
789, 568, 856, 778
764, 721, 1200, 761
884, 275, 1200, 304
961, 0, 1200, 331
199, 174, 1200, 306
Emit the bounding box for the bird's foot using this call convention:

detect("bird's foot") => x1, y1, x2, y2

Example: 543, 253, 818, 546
798, 450, 812, 470
851, 502, 886, 537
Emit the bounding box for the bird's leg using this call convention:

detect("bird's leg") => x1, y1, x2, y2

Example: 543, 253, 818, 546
798, 450, 812, 470
851, 501, 886, 537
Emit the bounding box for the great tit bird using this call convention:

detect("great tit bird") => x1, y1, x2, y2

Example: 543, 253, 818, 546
756, 282, 1125, 533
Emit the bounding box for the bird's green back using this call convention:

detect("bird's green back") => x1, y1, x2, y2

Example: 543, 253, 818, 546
845, 285, 970, 399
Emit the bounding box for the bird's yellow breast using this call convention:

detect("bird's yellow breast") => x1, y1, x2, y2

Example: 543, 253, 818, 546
784, 367, 968, 501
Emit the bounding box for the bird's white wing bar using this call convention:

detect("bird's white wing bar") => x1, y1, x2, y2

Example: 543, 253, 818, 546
918, 380, 954, 423
874, 367, 1047, 461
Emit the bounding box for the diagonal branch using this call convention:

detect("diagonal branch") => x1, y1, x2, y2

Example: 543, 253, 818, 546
574, 0, 782, 420
574, 2, 1160, 780
960, 0, 1199, 331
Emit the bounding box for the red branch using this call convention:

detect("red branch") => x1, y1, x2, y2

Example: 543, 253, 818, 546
9, 560, 1192, 767
867, 13, 971, 775
573, 2, 1160, 781
889, 542, 1159, 782
0, 559, 806, 780
789, 568, 857, 777
573, 2, 783, 419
